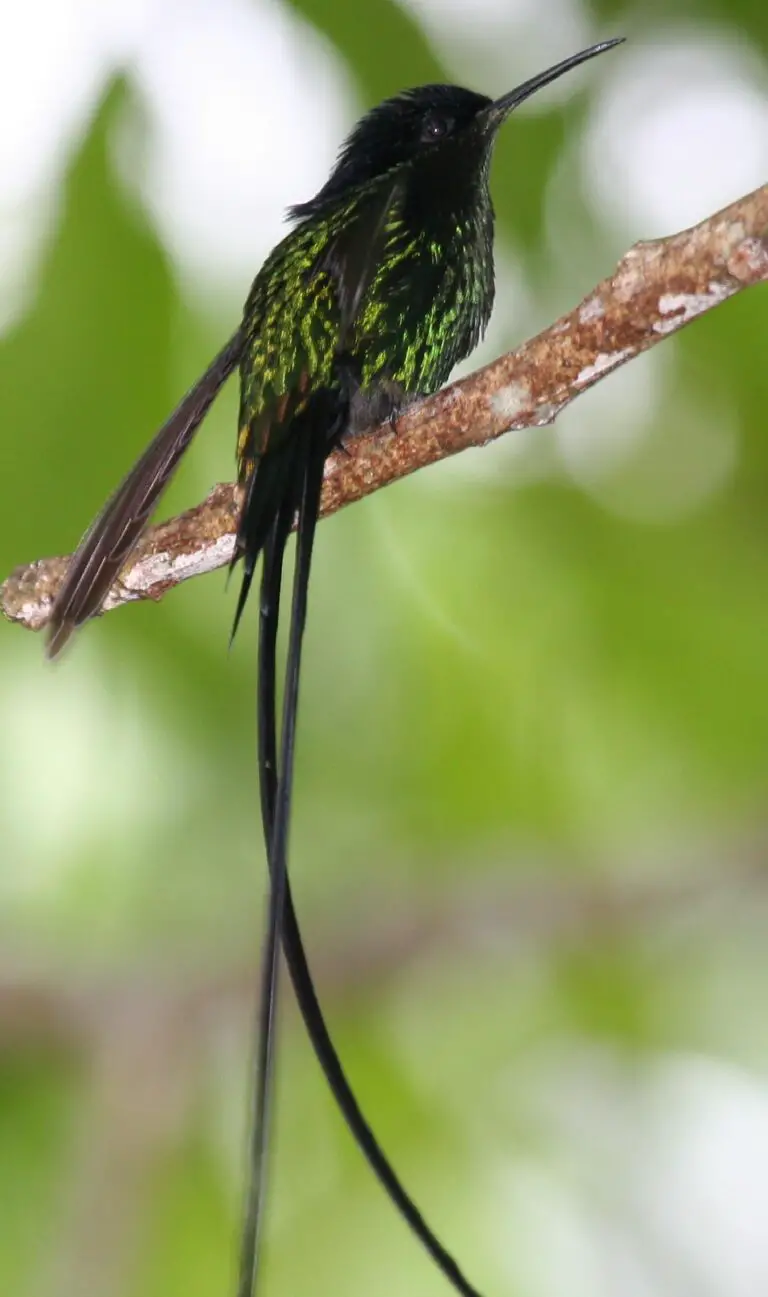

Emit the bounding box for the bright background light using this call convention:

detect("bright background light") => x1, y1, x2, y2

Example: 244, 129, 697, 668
1, 4, 767, 1297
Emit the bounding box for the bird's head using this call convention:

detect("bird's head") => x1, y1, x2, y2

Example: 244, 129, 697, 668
292, 38, 623, 218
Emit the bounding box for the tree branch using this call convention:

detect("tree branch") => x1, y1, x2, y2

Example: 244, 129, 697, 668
3, 183, 767, 635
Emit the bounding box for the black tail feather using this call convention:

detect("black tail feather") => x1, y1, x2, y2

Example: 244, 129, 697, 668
241, 392, 484, 1297
230, 444, 301, 647
235, 395, 341, 1297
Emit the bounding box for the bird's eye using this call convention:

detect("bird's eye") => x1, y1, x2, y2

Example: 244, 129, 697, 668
420, 112, 453, 143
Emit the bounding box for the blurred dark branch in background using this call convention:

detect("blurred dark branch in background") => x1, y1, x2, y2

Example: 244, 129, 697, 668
3, 837, 767, 1052
2, 182, 767, 634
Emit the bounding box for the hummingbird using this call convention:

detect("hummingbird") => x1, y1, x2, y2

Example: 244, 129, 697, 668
45, 37, 623, 1297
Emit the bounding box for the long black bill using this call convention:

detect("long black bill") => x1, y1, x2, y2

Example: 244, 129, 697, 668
484, 36, 624, 127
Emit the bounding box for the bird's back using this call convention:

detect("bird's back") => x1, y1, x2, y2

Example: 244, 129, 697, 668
237, 163, 495, 476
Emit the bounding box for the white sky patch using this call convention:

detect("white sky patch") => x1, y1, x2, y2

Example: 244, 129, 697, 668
0, 0, 158, 331
0, 203, 55, 335
488, 1046, 768, 1297
582, 29, 768, 236
0, 0, 353, 330
0, 0, 147, 204
632, 1057, 768, 1297
491, 1159, 616, 1297
407, 0, 561, 34
0, 643, 193, 902
126, 0, 353, 290
402, 0, 596, 101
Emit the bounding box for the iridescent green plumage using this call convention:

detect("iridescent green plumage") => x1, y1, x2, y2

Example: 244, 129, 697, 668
236, 142, 494, 490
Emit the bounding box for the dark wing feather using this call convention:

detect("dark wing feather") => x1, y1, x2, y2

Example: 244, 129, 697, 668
317, 175, 404, 345
229, 434, 303, 646
47, 330, 242, 659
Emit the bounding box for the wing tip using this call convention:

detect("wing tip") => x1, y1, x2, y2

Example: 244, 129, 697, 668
45, 616, 75, 661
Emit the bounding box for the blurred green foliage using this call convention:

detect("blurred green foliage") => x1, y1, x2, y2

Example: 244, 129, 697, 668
2, 2, 768, 1296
